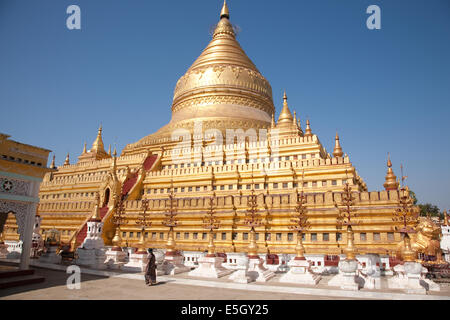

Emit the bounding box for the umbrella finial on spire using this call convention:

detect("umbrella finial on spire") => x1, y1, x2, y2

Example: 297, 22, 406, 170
220, 0, 230, 19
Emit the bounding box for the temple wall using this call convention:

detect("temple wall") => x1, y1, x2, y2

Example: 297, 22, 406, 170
34, 189, 407, 254
23, 135, 400, 255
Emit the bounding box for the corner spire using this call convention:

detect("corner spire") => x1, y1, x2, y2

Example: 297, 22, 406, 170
333, 132, 343, 158
91, 125, 106, 154
64, 153, 70, 166
220, 0, 230, 19
90, 193, 102, 221
271, 113, 276, 128
277, 91, 294, 125
304, 119, 312, 137
383, 153, 399, 191
108, 144, 111, 156
444, 210, 448, 226
77, 125, 110, 163
50, 154, 56, 169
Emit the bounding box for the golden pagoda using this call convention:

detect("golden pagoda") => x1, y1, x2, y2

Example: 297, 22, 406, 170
333, 133, 343, 158
383, 153, 400, 191
4, 2, 433, 258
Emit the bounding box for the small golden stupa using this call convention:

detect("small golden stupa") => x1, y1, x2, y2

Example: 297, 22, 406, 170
383, 153, 399, 191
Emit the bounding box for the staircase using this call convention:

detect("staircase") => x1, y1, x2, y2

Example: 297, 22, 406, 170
74, 153, 160, 247
74, 206, 109, 248
118, 153, 159, 198
75, 225, 88, 247
0, 268, 45, 289
143, 154, 158, 171
122, 172, 139, 196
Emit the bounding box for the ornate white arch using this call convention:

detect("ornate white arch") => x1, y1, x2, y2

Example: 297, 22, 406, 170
0, 200, 29, 241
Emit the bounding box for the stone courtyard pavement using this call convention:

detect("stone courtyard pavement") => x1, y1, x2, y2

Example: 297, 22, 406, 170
1, 261, 450, 300
0, 267, 347, 300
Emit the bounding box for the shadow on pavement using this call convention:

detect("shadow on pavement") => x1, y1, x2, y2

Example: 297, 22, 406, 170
0, 262, 110, 298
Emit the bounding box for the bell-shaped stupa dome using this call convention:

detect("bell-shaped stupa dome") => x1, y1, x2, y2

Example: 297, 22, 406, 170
126, 1, 274, 152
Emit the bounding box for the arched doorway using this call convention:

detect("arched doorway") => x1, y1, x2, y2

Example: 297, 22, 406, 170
103, 188, 110, 207
0, 210, 24, 255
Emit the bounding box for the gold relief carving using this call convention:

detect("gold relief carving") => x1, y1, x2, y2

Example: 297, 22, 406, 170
172, 94, 274, 115
213, 65, 226, 79
173, 65, 272, 102
140, 119, 271, 144
248, 70, 258, 83
195, 68, 207, 80
231, 66, 243, 79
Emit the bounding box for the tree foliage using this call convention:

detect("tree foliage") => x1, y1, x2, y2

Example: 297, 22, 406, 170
409, 190, 442, 218
409, 191, 418, 205
418, 203, 441, 217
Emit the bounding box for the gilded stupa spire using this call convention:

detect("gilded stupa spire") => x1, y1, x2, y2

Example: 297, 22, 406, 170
220, 0, 230, 19
91, 125, 106, 154
50, 154, 56, 169
383, 153, 399, 191
444, 210, 448, 226
213, 0, 235, 39
90, 193, 102, 221
277, 91, 294, 125
304, 119, 312, 137
77, 125, 110, 163
156, 0, 274, 142
333, 132, 344, 158
108, 144, 111, 156
112, 146, 118, 177
64, 153, 70, 166
293, 111, 297, 126
271, 113, 276, 128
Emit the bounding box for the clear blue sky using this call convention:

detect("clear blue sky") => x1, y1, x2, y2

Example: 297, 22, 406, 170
1, 0, 449, 210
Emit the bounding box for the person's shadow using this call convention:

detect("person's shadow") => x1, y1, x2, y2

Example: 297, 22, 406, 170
146, 279, 176, 286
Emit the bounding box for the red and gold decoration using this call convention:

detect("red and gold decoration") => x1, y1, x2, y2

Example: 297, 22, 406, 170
243, 187, 263, 259
289, 187, 310, 260
202, 192, 221, 257
162, 182, 179, 255
335, 174, 359, 260
393, 187, 419, 262
135, 199, 152, 254
111, 192, 128, 251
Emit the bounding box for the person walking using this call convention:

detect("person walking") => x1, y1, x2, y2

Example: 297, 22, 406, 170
145, 248, 157, 286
